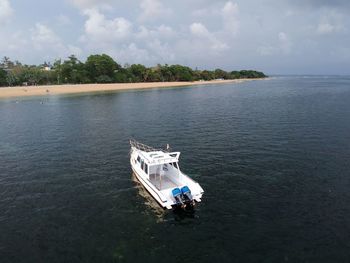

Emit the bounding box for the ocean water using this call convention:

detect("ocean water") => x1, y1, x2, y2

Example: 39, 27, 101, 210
1, 76, 350, 262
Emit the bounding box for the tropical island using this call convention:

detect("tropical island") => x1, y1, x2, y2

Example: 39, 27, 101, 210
0, 54, 267, 98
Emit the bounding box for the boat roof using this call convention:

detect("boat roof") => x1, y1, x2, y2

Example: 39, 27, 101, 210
130, 139, 180, 165
139, 150, 180, 165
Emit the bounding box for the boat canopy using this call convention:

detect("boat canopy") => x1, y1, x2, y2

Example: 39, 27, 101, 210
130, 139, 180, 165
140, 150, 180, 165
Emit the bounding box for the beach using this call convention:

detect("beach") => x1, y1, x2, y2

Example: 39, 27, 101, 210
0, 79, 262, 99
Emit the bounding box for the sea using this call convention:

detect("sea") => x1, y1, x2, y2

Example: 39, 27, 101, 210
1, 76, 350, 262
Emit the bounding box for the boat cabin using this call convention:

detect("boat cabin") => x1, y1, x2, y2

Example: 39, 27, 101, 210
133, 150, 182, 191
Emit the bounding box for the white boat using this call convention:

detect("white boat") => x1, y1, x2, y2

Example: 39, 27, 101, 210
130, 139, 204, 209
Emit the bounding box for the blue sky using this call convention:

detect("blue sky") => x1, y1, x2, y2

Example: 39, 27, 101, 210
0, 0, 349, 74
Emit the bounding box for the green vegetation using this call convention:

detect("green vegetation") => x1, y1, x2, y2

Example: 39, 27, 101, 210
0, 54, 267, 87
0, 68, 7, 86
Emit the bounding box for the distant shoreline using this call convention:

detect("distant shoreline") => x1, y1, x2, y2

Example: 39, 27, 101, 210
0, 78, 266, 99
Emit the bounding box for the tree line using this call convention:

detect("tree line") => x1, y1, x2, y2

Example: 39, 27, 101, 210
0, 54, 267, 87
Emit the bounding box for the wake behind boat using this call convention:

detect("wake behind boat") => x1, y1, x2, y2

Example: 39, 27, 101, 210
130, 139, 204, 209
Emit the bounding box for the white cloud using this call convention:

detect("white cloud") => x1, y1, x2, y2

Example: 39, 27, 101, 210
211, 42, 229, 52
67, 45, 83, 56
0, 31, 27, 52
76, 2, 176, 65
79, 9, 176, 65
31, 23, 82, 58
278, 31, 292, 54
192, 8, 210, 17
146, 39, 175, 62
0, 0, 13, 24
71, 0, 113, 10
190, 22, 229, 52
135, 25, 176, 63
126, 43, 150, 62
190, 22, 211, 38
139, 0, 172, 21
257, 32, 292, 56
56, 14, 72, 26
190, 2, 240, 36
257, 45, 275, 56
285, 10, 295, 17
317, 23, 335, 34
31, 23, 61, 47
316, 10, 344, 35
153, 25, 174, 38
278, 32, 287, 42
187, 1, 239, 56
114, 43, 152, 65
82, 8, 132, 43
136, 25, 175, 40
222, 1, 239, 35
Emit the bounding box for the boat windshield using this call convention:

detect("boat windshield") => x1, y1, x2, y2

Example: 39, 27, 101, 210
169, 162, 178, 169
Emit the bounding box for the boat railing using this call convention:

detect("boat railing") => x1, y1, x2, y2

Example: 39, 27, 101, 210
130, 139, 168, 153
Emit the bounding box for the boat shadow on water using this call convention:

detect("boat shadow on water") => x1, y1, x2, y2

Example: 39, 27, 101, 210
171, 205, 196, 221
131, 173, 197, 222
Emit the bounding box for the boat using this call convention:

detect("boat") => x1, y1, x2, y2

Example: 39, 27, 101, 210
130, 139, 204, 209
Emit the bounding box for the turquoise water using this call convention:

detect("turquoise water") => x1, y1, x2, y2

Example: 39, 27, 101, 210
1, 77, 350, 262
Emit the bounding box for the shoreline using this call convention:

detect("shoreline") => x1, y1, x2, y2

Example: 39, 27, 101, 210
0, 78, 265, 100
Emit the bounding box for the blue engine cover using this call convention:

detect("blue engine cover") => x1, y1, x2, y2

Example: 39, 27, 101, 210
181, 186, 191, 194
172, 188, 181, 197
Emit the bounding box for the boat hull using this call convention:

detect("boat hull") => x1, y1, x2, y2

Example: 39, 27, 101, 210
131, 165, 173, 209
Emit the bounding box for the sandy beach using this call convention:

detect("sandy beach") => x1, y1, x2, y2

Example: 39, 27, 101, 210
0, 79, 262, 99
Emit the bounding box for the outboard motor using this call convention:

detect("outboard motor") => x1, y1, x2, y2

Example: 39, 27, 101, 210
172, 188, 183, 207
180, 186, 193, 205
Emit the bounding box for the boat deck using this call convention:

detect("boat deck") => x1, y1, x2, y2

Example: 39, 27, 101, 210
149, 173, 177, 190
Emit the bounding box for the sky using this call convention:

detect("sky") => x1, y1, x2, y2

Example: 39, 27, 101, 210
0, 0, 349, 75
